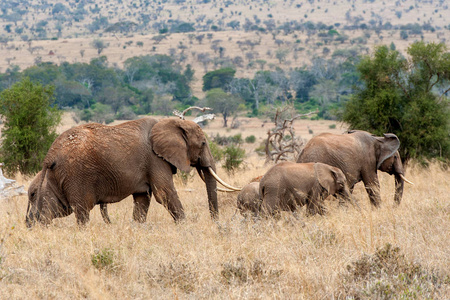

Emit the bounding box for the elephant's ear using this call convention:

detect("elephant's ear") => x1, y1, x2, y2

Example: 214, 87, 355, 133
375, 133, 400, 170
314, 163, 337, 195
151, 119, 191, 173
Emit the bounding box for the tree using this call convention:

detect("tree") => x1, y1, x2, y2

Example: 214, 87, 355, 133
204, 88, 243, 127
91, 39, 107, 55
202, 67, 236, 91
342, 42, 449, 164
0, 78, 61, 175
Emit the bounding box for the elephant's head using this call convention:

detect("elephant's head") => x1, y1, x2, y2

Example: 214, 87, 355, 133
151, 118, 239, 218
374, 133, 413, 204
237, 182, 261, 217
26, 168, 72, 227
314, 163, 352, 201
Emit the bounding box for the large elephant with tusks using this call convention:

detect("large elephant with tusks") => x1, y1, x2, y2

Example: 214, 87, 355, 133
297, 130, 413, 207
26, 117, 240, 226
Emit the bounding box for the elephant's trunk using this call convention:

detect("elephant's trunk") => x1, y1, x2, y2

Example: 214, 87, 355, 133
394, 174, 405, 205
200, 167, 219, 219
26, 209, 40, 228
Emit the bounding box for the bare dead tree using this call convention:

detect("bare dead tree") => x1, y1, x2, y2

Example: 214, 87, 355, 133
265, 106, 318, 163
173, 106, 215, 124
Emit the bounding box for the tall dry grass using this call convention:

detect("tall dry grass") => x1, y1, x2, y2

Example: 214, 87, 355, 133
0, 155, 448, 299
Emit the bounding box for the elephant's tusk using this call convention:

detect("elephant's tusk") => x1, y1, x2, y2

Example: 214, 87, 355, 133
399, 174, 414, 185
198, 168, 236, 192
218, 187, 236, 192
208, 167, 242, 191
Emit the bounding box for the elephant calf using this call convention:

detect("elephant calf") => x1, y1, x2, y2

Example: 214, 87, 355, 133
237, 182, 260, 217
259, 162, 351, 216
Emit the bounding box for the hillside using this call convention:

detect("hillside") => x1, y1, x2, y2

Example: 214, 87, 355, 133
0, 0, 448, 95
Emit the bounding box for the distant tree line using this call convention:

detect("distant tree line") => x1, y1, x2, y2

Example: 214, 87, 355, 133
0, 55, 195, 123
202, 53, 360, 121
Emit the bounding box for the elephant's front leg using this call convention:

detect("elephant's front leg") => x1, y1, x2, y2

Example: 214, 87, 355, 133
152, 181, 185, 222
363, 177, 382, 207
133, 192, 152, 223
73, 200, 95, 226
306, 189, 326, 216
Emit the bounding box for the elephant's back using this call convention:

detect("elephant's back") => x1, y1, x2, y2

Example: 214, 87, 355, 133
43, 119, 156, 168
298, 133, 360, 163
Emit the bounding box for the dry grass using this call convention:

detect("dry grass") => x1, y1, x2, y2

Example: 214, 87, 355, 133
0, 117, 449, 299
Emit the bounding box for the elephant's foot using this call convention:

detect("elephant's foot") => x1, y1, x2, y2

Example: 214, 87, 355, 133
100, 204, 111, 224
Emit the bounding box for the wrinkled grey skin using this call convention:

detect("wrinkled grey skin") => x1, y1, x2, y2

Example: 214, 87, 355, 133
237, 182, 260, 217
28, 171, 111, 224
260, 162, 351, 216
26, 117, 219, 226
297, 130, 405, 206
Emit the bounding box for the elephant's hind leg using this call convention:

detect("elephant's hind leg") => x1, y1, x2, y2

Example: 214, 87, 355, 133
99, 204, 111, 224
133, 192, 151, 223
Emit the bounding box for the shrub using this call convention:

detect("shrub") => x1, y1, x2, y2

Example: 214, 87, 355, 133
147, 262, 198, 293
220, 257, 282, 285
329, 124, 336, 129
255, 140, 268, 156
212, 133, 243, 146
208, 140, 223, 162
245, 135, 256, 143
0, 78, 61, 175
222, 144, 245, 174
337, 244, 449, 298
91, 248, 116, 271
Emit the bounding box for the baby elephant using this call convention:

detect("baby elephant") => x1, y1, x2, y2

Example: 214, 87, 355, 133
237, 182, 261, 217
260, 162, 351, 216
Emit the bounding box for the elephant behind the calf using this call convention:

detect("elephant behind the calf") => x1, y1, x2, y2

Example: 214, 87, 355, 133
297, 130, 413, 207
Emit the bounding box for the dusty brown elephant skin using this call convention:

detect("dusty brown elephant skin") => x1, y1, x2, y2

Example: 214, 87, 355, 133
237, 182, 260, 217
27, 171, 111, 224
260, 162, 351, 216
297, 130, 411, 207
26, 117, 234, 226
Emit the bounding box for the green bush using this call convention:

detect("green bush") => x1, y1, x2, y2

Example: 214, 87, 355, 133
222, 144, 245, 174
208, 140, 223, 162
245, 135, 256, 143
255, 140, 268, 156
0, 78, 61, 175
329, 124, 336, 129
91, 248, 116, 271
212, 133, 243, 146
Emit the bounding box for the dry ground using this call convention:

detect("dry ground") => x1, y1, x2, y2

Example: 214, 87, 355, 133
0, 116, 449, 299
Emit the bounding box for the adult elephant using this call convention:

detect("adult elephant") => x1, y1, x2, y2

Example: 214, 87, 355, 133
297, 130, 413, 207
26, 117, 239, 226
260, 162, 351, 216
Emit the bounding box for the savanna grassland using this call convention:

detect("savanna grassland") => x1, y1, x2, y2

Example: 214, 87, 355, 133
0, 115, 449, 299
